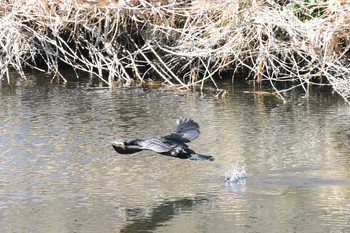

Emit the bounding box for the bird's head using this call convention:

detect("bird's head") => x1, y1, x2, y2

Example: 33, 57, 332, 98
111, 140, 125, 149
111, 138, 143, 154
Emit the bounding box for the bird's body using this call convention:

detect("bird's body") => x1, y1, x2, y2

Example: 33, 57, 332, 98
112, 118, 214, 161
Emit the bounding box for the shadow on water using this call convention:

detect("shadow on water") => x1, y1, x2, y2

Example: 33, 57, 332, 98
120, 197, 210, 233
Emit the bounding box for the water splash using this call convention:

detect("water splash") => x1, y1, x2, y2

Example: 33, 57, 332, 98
224, 166, 247, 185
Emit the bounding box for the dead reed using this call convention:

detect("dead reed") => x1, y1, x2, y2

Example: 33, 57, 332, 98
1, 0, 350, 102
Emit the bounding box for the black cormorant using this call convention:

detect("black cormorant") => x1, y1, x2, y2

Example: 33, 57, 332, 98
112, 118, 214, 161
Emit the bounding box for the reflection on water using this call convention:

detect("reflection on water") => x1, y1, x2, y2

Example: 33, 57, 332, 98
1, 75, 350, 232
120, 197, 210, 233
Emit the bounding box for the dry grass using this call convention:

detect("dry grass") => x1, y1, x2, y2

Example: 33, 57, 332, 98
1, 0, 350, 102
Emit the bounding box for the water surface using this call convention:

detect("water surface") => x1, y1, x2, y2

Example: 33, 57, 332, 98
1, 76, 350, 232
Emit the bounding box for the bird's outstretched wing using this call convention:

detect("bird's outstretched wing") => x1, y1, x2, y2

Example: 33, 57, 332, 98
163, 118, 200, 142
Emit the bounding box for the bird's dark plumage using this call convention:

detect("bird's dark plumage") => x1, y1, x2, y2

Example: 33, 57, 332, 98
112, 118, 214, 161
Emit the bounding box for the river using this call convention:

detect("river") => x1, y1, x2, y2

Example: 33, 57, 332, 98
1, 74, 350, 232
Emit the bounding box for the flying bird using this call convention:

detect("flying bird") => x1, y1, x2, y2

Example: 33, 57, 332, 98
112, 118, 214, 161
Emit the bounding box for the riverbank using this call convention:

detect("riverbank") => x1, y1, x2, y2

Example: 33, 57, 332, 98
1, 0, 349, 102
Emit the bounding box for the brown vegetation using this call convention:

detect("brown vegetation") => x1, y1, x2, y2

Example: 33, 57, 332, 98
1, 0, 350, 102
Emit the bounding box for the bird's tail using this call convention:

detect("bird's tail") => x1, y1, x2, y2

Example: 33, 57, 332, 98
190, 153, 215, 161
